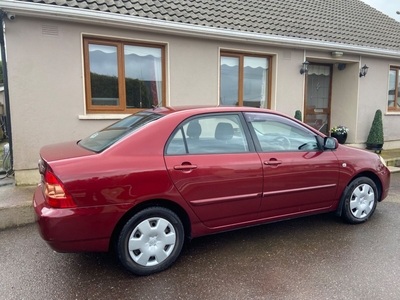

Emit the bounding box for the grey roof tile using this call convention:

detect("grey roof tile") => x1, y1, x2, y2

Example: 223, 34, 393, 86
123, 1, 133, 8
87, 2, 99, 9
96, 3, 108, 11
20, 0, 400, 51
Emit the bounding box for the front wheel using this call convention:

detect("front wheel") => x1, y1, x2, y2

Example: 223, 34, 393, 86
117, 207, 184, 276
342, 177, 378, 224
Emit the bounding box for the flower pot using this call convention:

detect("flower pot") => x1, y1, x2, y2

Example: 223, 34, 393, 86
366, 143, 383, 154
331, 132, 347, 144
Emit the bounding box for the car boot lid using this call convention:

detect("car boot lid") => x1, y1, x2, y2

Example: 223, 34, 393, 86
40, 141, 95, 162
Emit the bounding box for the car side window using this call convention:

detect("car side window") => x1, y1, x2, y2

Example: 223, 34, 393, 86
245, 112, 320, 152
166, 114, 249, 155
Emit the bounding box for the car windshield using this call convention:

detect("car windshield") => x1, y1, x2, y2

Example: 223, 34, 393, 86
78, 111, 163, 152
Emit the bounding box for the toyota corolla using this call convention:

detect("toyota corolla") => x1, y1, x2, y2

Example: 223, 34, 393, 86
33, 106, 390, 276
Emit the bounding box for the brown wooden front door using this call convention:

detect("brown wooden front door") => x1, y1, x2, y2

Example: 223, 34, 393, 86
304, 64, 332, 135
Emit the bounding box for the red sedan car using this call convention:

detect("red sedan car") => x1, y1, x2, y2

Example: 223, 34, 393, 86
33, 106, 390, 275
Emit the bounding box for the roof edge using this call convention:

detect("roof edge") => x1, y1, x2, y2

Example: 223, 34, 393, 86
1, 0, 400, 58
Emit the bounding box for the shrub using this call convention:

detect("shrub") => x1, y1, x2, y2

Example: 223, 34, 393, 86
366, 109, 384, 146
294, 110, 302, 121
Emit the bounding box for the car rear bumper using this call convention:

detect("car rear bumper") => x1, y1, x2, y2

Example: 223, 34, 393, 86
33, 185, 129, 252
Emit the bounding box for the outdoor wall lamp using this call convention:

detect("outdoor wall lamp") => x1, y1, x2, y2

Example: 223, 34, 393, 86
331, 51, 343, 58
359, 64, 369, 77
300, 61, 309, 75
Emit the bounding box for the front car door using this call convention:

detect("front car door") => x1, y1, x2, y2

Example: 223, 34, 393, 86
244, 112, 340, 219
164, 113, 263, 228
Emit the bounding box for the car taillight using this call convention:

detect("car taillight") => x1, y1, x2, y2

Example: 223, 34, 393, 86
43, 170, 76, 208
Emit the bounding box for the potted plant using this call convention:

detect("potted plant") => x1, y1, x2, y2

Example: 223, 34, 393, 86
366, 109, 384, 153
294, 110, 302, 121
330, 125, 348, 144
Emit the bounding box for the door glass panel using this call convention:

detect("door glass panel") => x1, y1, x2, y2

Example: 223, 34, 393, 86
305, 65, 331, 135
307, 65, 330, 109
220, 56, 239, 106
246, 112, 319, 152
243, 57, 268, 108
88, 44, 119, 106
166, 114, 249, 155
124, 45, 162, 109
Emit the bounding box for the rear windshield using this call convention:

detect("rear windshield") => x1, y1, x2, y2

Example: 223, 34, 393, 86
78, 111, 163, 152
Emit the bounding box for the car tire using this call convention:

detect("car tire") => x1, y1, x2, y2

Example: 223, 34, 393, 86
341, 177, 378, 224
117, 207, 184, 276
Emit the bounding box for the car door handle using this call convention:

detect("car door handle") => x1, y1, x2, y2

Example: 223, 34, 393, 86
264, 159, 282, 165
174, 164, 198, 171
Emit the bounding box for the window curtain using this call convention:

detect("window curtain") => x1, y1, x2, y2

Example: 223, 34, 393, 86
308, 65, 330, 76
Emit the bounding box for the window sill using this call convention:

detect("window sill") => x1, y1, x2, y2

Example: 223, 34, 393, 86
78, 114, 131, 120
385, 112, 400, 116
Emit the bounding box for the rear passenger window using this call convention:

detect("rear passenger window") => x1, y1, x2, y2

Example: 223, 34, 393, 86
166, 114, 249, 155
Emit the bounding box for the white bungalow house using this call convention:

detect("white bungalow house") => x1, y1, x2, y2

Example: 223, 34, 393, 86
0, 0, 400, 184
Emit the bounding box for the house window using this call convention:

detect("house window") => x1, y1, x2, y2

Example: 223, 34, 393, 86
83, 38, 165, 113
220, 52, 270, 108
388, 67, 400, 111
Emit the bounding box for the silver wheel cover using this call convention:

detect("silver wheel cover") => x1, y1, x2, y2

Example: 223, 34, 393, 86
128, 217, 176, 267
349, 183, 375, 219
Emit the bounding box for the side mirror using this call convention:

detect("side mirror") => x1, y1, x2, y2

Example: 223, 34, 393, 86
324, 137, 338, 150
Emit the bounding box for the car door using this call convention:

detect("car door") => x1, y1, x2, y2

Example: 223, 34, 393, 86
244, 112, 340, 219
164, 113, 263, 228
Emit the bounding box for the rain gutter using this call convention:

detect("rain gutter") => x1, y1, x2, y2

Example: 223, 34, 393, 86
0, 0, 400, 59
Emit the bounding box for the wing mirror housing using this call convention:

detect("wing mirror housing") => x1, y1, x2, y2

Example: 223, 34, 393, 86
324, 137, 338, 150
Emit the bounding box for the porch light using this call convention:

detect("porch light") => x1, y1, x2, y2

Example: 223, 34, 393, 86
300, 61, 309, 75
359, 64, 369, 77
331, 51, 343, 58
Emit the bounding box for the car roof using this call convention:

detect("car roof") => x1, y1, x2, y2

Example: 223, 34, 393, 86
151, 105, 280, 116
149, 105, 326, 137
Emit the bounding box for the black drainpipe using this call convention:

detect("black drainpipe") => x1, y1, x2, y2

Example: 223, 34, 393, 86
0, 10, 13, 171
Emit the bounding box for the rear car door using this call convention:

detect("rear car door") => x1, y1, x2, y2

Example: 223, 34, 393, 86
244, 112, 340, 219
164, 113, 263, 228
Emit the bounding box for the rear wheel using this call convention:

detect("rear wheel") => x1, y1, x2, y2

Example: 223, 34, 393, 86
117, 207, 184, 276
342, 177, 378, 224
